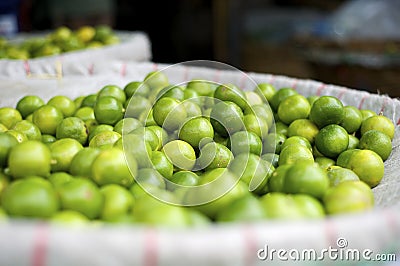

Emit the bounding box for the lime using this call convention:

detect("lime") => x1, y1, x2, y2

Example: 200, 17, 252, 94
262, 133, 286, 154
260, 153, 279, 168
278, 144, 314, 166
348, 135, 359, 150
124, 81, 150, 98
51, 210, 89, 226
57, 177, 104, 219
281, 136, 312, 152
359, 130, 392, 161
293, 194, 325, 219
162, 140, 196, 171
98, 85, 126, 104
41, 134, 56, 145
100, 184, 134, 222
274, 121, 288, 136
339, 106, 362, 134
182, 101, 202, 118
283, 161, 329, 199
1, 178, 59, 218
268, 164, 292, 192
69, 147, 101, 177
228, 130, 262, 156
186, 79, 214, 96
255, 83, 276, 102
260, 193, 303, 219
0, 123, 7, 132
48, 172, 73, 188
81, 94, 97, 108
56, 117, 88, 145
197, 142, 233, 171
323, 180, 374, 215
315, 156, 335, 170
179, 117, 214, 148
152, 97, 187, 132
315, 124, 349, 158
6, 130, 28, 143
360, 115, 395, 140
123, 133, 153, 168
143, 71, 169, 90
157, 85, 185, 101
287, 119, 319, 144
168, 171, 199, 190
16, 95, 45, 118
147, 125, 169, 147
327, 166, 359, 187
74, 107, 95, 121
0, 133, 18, 167
309, 96, 344, 128
277, 94, 311, 125
245, 104, 274, 129
243, 114, 269, 139
50, 138, 83, 172
360, 109, 376, 121
48, 96, 76, 117
151, 150, 173, 179
125, 95, 151, 118
91, 148, 136, 187
210, 101, 244, 137
216, 194, 265, 222
94, 96, 124, 125
114, 117, 142, 135
213, 84, 248, 110
0, 107, 22, 129
88, 124, 113, 142
32, 105, 64, 135
135, 168, 166, 189
270, 88, 297, 112
8, 140, 51, 178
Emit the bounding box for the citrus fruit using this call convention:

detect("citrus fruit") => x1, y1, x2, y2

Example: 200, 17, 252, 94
94, 96, 124, 125
255, 83, 276, 102
0, 107, 22, 129
0, 132, 19, 167
48, 95, 76, 117
56, 117, 88, 145
270, 88, 297, 111
278, 144, 314, 165
197, 142, 233, 171
277, 94, 311, 125
162, 140, 196, 171
152, 97, 187, 132
315, 124, 349, 158
179, 117, 214, 148
151, 150, 173, 179
16, 95, 45, 118
32, 105, 64, 135
327, 166, 359, 186
50, 138, 83, 172
360, 115, 395, 140
339, 106, 362, 134
216, 194, 265, 222
69, 147, 101, 177
228, 130, 262, 156
210, 101, 244, 137
359, 130, 392, 161
124, 81, 150, 98
309, 96, 344, 128
100, 184, 134, 222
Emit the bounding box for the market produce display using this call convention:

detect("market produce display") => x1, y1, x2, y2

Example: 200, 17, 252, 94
0, 70, 395, 227
0, 25, 120, 59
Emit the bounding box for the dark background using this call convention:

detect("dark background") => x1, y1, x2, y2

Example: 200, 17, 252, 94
5, 0, 400, 97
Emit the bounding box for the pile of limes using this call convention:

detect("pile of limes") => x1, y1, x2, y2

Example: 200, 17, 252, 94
0, 25, 119, 60
0, 71, 395, 227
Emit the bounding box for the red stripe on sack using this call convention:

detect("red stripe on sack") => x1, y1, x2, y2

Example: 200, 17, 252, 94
358, 95, 369, 109
240, 73, 247, 89
291, 80, 298, 90
397, 118, 400, 125
316, 84, 326, 96
183, 66, 189, 81
268, 75, 276, 85
24, 60, 31, 76
214, 69, 221, 83
31, 223, 49, 266
337, 89, 346, 100
88, 64, 94, 75
384, 210, 399, 234
143, 228, 158, 266
379, 98, 388, 114
152, 63, 158, 71
121, 63, 127, 77
324, 219, 338, 250
242, 224, 257, 266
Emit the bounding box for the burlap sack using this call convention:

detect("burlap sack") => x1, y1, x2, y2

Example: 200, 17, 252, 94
0, 61, 399, 266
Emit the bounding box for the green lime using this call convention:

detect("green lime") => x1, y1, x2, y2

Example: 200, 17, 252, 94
48, 96, 76, 117
168, 171, 199, 190
339, 106, 362, 134
179, 117, 214, 148
143, 71, 169, 90
100, 184, 134, 222
315, 124, 349, 158
157, 85, 185, 101
360, 109, 376, 121
50, 138, 83, 172
309, 96, 344, 128
268, 164, 292, 192
97, 84, 126, 104
123, 133, 153, 168
88, 124, 113, 141
281, 136, 312, 152
135, 168, 166, 189
146, 125, 169, 147
245, 104, 274, 129
197, 142, 233, 171
360, 115, 395, 140
8, 140, 51, 178
348, 135, 359, 150
270, 88, 297, 111
48, 172, 73, 188
51, 210, 89, 226
260, 193, 303, 219
6, 130, 28, 143
69, 147, 101, 177
2, 178, 59, 218
323, 180, 374, 215
0, 123, 7, 132
81, 94, 97, 108
359, 130, 392, 161
91, 148, 136, 187
278, 144, 314, 166
114, 117, 142, 135
182, 101, 202, 118
216, 194, 265, 222
151, 150, 173, 179
0, 133, 18, 167
228, 130, 262, 156
56, 117, 88, 145
16, 95, 45, 118
124, 81, 150, 98
283, 161, 329, 199
262, 133, 286, 154
125, 95, 151, 118
11, 120, 41, 141
293, 194, 325, 219
41, 134, 56, 145
153, 97, 187, 132
287, 119, 319, 144
89, 130, 121, 149
162, 140, 196, 171
32, 105, 64, 135
213, 84, 248, 110
0, 107, 22, 129
57, 177, 104, 219
186, 79, 214, 96
243, 114, 269, 140
274, 121, 288, 136
260, 153, 279, 168
255, 83, 276, 102
94, 96, 124, 125
327, 166, 359, 186
315, 156, 335, 170
210, 101, 244, 137
74, 106, 95, 121
277, 94, 311, 125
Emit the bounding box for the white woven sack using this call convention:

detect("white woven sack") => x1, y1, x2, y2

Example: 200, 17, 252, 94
0, 31, 152, 78
0, 61, 399, 266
